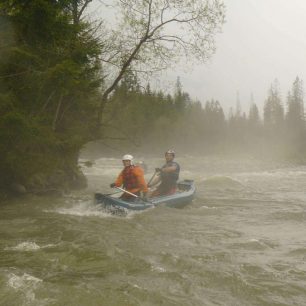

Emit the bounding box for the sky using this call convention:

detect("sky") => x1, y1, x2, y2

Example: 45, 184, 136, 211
165, 0, 306, 114
89, 0, 306, 115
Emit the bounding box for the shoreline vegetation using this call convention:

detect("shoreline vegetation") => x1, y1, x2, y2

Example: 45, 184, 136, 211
1, 1, 305, 201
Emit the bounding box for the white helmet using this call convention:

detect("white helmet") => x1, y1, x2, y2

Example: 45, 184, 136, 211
122, 154, 134, 161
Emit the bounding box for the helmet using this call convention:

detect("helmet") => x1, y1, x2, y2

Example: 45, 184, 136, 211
122, 154, 134, 161
165, 149, 175, 156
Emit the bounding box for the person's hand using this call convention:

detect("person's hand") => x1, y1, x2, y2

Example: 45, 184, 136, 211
155, 167, 162, 173
110, 183, 116, 188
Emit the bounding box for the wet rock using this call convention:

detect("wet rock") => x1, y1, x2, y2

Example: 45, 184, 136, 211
83, 160, 94, 167
10, 183, 27, 195
47, 170, 66, 187
28, 173, 46, 190
69, 170, 87, 189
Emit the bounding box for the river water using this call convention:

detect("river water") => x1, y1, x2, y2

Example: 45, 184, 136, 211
1, 156, 306, 306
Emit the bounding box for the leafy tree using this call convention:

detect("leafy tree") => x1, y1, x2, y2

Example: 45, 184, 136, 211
0, 0, 102, 191
97, 0, 225, 125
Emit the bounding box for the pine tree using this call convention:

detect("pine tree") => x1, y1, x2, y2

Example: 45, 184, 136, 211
263, 79, 284, 132
249, 103, 260, 129
286, 76, 304, 131
285, 76, 305, 153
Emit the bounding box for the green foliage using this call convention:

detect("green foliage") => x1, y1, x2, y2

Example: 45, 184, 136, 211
0, 0, 102, 190
1, 0, 306, 195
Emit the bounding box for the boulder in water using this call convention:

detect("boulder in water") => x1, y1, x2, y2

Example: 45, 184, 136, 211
10, 183, 27, 195
69, 170, 87, 189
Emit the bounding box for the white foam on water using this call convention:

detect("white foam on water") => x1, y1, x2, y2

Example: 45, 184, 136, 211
132, 284, 142, 289
247, 238, 270, 248
200, 206, 217, 209
5, 242, 40, 251
4, 242, 56, 251
8, 273, 42, 290
248, 239, 260, 243
7, 272, 42, 303
151, 265, 166, 273
47, 200, 129, 218
44, 196, 154, 219
54, 201, 112, 218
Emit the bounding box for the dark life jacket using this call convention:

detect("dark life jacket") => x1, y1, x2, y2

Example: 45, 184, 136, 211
159, 161, 180, 192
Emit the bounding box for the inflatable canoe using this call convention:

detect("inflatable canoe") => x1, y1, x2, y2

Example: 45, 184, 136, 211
94, 180, 195, 212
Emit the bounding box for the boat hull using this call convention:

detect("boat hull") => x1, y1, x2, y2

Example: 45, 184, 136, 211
94, 180, 195, 211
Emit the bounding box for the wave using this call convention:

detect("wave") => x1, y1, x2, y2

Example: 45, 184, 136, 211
4, 242, 56, 252
46, 199, 142, 218
8, 272, 42, 290
202, 176, 245, 189
52, 201, 112, 218
7, 272, 43, 304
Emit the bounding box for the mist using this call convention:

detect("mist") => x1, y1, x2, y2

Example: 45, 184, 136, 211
1, 0, 306, 198
157, 0, 306, 115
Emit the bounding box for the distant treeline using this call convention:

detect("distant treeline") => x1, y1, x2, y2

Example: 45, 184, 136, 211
103, 76, 306, 161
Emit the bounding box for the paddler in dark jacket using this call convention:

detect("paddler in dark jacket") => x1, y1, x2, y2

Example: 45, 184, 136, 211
110, 154, 148, 201
149, 150, 180, 197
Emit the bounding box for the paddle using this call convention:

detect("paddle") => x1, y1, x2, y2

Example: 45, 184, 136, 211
114, 186, 139, 198
147, 170, 158, 187
114, 186, 153, 204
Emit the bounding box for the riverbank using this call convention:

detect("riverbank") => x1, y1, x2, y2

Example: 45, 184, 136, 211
0, 167, 87, 204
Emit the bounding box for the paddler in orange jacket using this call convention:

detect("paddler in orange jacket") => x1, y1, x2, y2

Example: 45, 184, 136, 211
110, 154, 148, 201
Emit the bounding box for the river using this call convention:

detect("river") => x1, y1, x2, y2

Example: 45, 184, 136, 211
1, 156, 306, 305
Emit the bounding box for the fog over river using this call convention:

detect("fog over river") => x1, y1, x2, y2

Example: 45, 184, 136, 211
1, 156, 306, 305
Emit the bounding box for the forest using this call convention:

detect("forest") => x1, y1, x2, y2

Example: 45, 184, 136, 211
99, 76, 306, 161
0, 0, 305, 197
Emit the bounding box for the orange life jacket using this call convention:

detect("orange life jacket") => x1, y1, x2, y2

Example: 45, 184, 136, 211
115, 165, 148, 194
